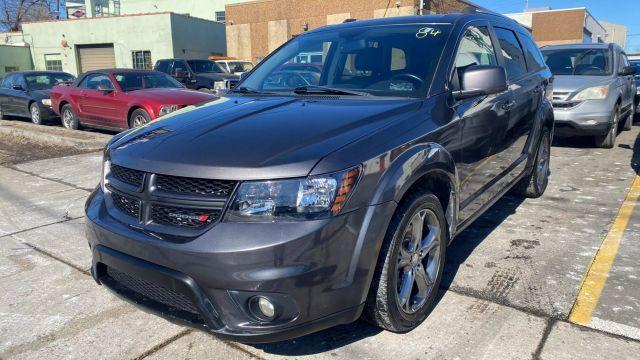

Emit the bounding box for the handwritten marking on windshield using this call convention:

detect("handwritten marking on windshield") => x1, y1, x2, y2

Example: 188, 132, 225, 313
416, 27, 442, 38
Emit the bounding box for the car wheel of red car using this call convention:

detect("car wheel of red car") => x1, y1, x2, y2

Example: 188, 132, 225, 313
61, 104, 79, 130
129, 109, 151, 128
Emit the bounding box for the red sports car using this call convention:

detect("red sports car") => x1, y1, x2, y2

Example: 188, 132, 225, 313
50, 69, 216, 130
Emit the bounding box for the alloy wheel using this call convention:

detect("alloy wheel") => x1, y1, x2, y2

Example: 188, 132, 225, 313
62, 109, 72, 128
132, 115, 147, 127
31, 105, 40, 124
396, 209, 442, 314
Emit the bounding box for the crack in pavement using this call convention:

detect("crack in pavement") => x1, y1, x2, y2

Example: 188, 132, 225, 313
2, 163, 95, 193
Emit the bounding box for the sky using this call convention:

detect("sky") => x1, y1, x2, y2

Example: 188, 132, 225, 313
472, 0, 640, 52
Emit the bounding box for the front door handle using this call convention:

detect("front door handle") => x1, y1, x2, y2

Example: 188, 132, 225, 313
502, 100, 516, 111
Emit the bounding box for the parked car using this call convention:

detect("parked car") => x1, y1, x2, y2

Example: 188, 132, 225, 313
215, 59, 254, 75
85, 12, 553, 343
631, 59, 640, 114
541, 43, 636, 148
0, 71, 75, 124
154, 59, 240, 95
50, 69, 216, 131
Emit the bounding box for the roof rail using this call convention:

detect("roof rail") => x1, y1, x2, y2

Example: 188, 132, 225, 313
342, 18, 357, 23
461, 6, 500, 17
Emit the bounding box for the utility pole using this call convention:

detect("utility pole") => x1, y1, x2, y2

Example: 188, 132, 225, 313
525, 0, 529, 10
55, 0, 60, 19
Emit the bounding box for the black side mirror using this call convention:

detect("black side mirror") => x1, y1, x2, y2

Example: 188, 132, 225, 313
620, 65, 637, 76
12, 84, 25, 91
452, 65, 508, 100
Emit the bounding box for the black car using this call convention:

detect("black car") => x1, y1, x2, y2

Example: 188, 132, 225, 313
0, 71, 75, 124
153, 59, 239, 96
86, 11, 553, 343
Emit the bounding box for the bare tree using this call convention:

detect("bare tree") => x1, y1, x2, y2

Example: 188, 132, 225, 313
0, 0, 61, 32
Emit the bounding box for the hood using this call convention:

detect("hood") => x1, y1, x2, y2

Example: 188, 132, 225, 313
195, 72, 239, 81
109, 95, 421, 180
30, 89, 51, 100
130, 88, 215, 105
552, 75, 613, 93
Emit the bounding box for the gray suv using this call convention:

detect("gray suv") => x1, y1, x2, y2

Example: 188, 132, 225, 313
86, 12, 553, 342
542, 43, 637, 148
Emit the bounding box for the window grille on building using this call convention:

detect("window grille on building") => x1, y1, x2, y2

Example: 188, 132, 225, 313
45, 54, 63, 71
132, 50, 152, 70
215, 11, 226, 23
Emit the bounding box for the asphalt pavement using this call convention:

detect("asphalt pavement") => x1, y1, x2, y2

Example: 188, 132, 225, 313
1, 120, 640, 359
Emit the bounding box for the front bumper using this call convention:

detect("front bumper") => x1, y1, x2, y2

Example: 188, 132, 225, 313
552, 99, 614, 137
39, 104, 58, 120
85, 189, 395, 343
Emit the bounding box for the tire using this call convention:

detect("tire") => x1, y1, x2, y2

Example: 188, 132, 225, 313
624, 102, 636, 130
513, 128, 551, 198
129, 108, 151, 128
364, 191, 447, 333
30, 103, 42, 125
595, 105, 619, 149
0, 104, 4, 120
61, 104, 79, 130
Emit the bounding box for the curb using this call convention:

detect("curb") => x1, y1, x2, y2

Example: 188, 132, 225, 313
0, 120, 111, 151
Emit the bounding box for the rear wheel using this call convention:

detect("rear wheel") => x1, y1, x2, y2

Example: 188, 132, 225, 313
30, 103, 42, 125
129, 108, 151, 128
595, 105, 619, 148
61, 104, 79, 130
514, 128, 550, 198
364, 191, 447, 332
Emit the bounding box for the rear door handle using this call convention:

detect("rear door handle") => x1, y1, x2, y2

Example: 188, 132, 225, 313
502, 100, 516, 111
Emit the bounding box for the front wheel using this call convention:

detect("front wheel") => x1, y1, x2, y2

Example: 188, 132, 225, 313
595, 105, 619, 148
364, 191, 447, 332
30, 103, 42, 125
129, 108, 151, 128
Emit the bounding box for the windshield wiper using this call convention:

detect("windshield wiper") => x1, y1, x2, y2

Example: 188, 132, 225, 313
233, 86, 277, 95
293, 86, 368, 96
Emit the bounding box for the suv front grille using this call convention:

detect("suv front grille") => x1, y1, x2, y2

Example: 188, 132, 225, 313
151, 205, 221, 228
155, 174, 236, 197
111, 192, 140, 219
106, 163, 235, 234
110, 164, 144, 188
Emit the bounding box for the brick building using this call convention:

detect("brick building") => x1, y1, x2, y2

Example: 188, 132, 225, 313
505, 7, 607, 47
225, 0, 479, 63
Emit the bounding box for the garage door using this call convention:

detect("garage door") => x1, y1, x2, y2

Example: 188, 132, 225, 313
77, 44, 116, 73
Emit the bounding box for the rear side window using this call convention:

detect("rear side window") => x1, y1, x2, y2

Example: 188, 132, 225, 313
494, 27, 527, 80
79, 73, 114, 90
518, 34, 546, 71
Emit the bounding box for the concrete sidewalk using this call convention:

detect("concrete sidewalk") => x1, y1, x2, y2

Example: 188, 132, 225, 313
2, 129, 640, 358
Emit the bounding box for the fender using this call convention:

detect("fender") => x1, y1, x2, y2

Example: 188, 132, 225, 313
370, 142, 459, 236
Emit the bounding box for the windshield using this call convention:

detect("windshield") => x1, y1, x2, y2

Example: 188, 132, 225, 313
113, 72, 183, 91
187, 60, 225, 73
238, 24, 451, 98
25, 73, 75, 90
542, 48, 613, 76
228, 61, 254, 73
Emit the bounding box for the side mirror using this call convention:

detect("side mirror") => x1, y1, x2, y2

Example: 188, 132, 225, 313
452, 65, 508, 100
174, 69, 186, 78
620, 65, 637, 76
12, 84, 25, 91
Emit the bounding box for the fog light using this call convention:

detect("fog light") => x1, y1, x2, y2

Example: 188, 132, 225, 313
249, 296, 276, 321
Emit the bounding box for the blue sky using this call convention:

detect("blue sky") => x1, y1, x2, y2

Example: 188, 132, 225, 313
472, 0, 640, 51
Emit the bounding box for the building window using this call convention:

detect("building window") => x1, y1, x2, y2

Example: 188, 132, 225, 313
215, 11, 225, 23
131, 50, 152, 70
45, 54, 63, 71
4, 66, 18, 73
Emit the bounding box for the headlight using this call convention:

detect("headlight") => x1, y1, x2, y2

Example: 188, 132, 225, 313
101, 150, 111, 193
41, 98, 52, 106
213, 81, 227, 90
159, 105, 179, 116
573, 85, 609, 101
226, 166, 360, 222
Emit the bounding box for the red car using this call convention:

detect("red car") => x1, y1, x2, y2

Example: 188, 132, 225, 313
51, 69, 216, 130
